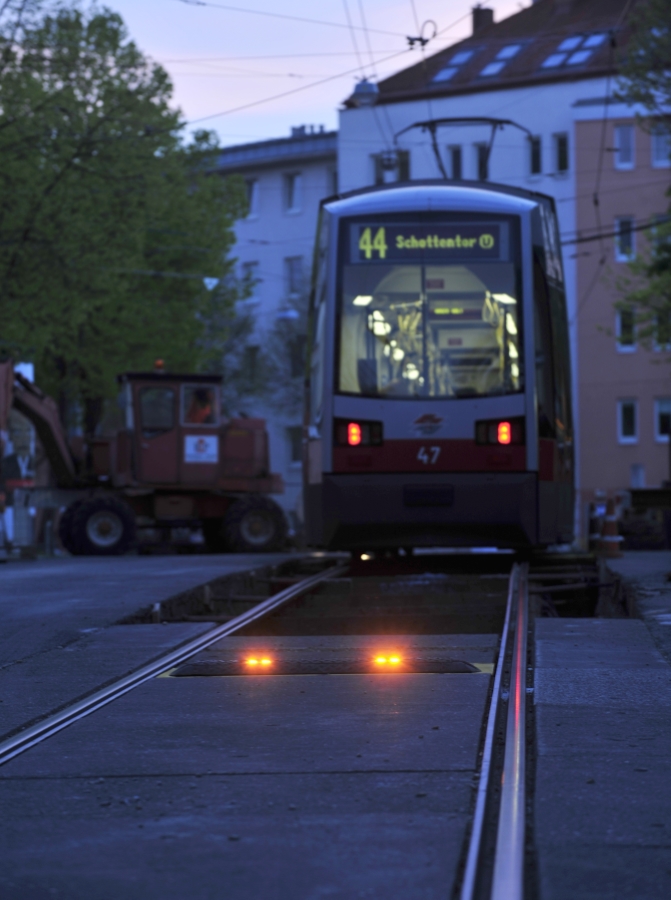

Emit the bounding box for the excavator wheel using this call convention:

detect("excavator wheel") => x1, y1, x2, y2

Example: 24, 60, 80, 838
222, 496, 287, 553
70, 496, 136, 556
57, 499, 85, 554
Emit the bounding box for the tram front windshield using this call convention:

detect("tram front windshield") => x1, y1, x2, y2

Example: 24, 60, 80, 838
338, 217, 522, 399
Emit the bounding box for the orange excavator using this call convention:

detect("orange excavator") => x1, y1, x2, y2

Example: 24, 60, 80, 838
0, 360, 285, 555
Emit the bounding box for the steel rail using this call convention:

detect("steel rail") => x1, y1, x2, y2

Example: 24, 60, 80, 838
491, 561, 529, 900
0, 563, 347, 767
459, 562, 519, 900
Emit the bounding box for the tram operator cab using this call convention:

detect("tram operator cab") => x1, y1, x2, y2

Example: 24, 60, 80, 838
304, 181, 574, 551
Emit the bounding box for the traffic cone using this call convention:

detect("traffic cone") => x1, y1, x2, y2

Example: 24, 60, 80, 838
597, 497, 623, 558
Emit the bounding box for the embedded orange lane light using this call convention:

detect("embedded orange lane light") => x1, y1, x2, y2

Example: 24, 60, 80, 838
347, 422, 362, 446
246, 658, 259, 666
375, 656, 388, 664
389, 656, 401, 665
497, 421, 512, 445
374, 655, 402, 666
260, 658, 272, 666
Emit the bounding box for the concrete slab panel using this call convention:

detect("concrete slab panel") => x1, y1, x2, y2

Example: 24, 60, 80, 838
536, 757, 671, 843
0, 771, 474, 900
536, 704, 671, 758
0, 624, 209, 739
1, 674, 490, 778
534, 667, 671, 708
538, 845, 671, 900
534, 617, 671, 900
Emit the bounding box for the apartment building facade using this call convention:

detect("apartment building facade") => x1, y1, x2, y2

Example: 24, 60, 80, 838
574, 107, 671, 506
215, 127, 337, 528
337, 0, 666, 538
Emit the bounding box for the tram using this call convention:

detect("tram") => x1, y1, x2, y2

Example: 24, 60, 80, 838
303, 180, 574, 551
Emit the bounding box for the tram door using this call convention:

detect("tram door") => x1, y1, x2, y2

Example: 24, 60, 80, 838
134, 384, 179, 483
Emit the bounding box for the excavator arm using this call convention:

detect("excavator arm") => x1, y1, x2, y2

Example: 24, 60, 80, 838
0, 362, 76, 487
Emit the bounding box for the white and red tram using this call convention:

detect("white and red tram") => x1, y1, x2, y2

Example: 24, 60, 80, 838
303, 181, 573, 550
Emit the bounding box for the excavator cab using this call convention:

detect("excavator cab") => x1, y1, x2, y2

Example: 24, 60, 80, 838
124, 373, 222, 486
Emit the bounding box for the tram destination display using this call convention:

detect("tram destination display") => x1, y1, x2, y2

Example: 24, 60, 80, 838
350, 221, 508, 264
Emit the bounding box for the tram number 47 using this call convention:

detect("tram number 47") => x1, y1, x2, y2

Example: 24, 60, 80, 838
359, 227, 388, 260
417, 446, 441, 465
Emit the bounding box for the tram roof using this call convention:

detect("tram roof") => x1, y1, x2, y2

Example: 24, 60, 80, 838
320, 180, 554, 217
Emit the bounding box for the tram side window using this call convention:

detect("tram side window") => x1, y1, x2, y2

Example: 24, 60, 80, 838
533, 257, 556, 437
140, 387, 175, 437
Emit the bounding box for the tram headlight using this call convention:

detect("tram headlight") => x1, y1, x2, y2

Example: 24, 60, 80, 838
334, 419, 383, 446
475, 417, 525, 446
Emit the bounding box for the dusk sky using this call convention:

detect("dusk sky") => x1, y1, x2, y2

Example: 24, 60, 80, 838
106, 1, 526, 146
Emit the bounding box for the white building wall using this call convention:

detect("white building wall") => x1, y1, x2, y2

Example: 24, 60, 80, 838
339, 75, 611, 511
230, 154, 336, 530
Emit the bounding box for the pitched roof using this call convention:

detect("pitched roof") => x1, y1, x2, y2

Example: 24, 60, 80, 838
349, 0, 637, 107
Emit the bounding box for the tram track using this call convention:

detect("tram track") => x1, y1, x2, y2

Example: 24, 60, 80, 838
1, 552, 605, 899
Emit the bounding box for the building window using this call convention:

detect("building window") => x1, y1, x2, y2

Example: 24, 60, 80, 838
245, 178, 258, 217
448, 145, 462, 180
284, 256, 304, 297
285, 172, 302, 212
651, 125, 671, 168
475, 143, 489, 181
630, 464, 646, 488
614, 125, 635, 170
241, 261, 260, 297
618, 399, 638, 444
615, 217, 635, 261
655, 399, 671, 442
287, 426, 302, 464
555, 133, 569, 173
529, 136, 542, 175
329, 167, 338, 194
242, 345, 260, 383
616, 308, 636, 352
373, 150, 409, 185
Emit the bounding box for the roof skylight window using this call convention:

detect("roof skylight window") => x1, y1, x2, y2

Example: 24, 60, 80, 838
567, 49, 592, 65
479, 42, 523, 77
583, 33, 607, 48
542, 53, 567, 68
432, 48, 477, 83
433, 66, 458, 82
542, 33, 608, 69
481, 61, 506, 76
558, 36, 582, 51
450, 50, 474, 65
498, 44, 522, 60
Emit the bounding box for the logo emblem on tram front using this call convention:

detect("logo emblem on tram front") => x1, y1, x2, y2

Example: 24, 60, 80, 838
412, 413, 444, 436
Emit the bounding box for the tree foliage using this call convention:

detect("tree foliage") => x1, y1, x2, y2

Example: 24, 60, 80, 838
0, 1, 247, 428
616, 0, 671, 346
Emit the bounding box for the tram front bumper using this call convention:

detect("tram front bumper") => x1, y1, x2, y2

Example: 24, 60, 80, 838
318, 472, 538, 549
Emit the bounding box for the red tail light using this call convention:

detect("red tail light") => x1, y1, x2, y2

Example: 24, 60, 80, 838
334, 419, 383, 447
347, 422, 362, 446
497, 421, 512, 445
475, 417, 525, 445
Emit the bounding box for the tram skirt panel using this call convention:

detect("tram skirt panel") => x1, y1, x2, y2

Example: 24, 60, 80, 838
321, 472, 537, 549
